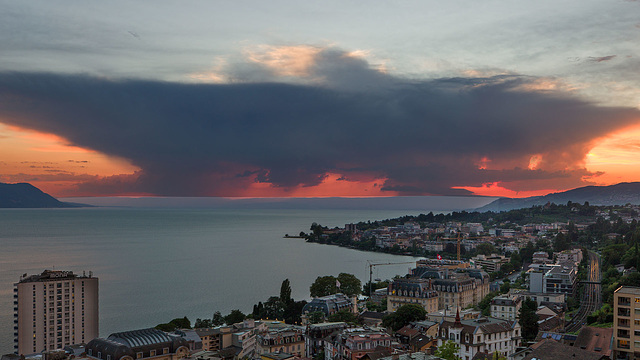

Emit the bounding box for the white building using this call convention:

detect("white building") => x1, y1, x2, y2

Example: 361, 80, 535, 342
490, 295, 522, 321
437, 311, 521, 360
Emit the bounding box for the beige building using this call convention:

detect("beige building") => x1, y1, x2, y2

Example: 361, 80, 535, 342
256, 326, 305, 357
14, 270, 98, 355
194, 327, 232, 351
387, 278, 439, 313
613, 286, 640, 360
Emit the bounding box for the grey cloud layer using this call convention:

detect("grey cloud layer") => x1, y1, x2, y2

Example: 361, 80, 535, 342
0, 54, 638, 196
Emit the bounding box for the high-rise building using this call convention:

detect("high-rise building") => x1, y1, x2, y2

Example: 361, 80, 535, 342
613, 286, 640, 360
13, 270, 98, 355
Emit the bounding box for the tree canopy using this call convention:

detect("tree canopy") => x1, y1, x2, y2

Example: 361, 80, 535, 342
382, 304, 426, 331
434, 340, 462, 360
310, 273, 362, 297
518, 298, 539, 341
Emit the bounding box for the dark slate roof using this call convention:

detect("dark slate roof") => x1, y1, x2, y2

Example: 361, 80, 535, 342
574, 326, 613, 357
490, 296, 521, 306
87, 328, 189, 360
523, 339, 608, 360
409, 334, 433, 350
109, 328, 174, 347
389, 279, 438, 299
412, 267, 443, 279
471, 353, 492, 360
361, 311, 385, 320
302, 293, 351, 315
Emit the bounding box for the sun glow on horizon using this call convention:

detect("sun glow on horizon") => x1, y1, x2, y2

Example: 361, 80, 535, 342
0, 123, 139, 196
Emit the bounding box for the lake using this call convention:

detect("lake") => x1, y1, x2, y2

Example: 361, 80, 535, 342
0, 196, 494, 354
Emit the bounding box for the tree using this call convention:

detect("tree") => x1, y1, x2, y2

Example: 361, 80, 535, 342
478, 292, 498, 316
492, 353, 507, 360
212, 311, 225, 326
224, 309, 246, 325
194, 318, 212, 328
435, 340, 462, 360
262, 296, 285, 320
363, 280, 389, 296
518, 298, 539, 341
337, 273, 362, 297
476, 242, 497, 256
328, 310, 359, 324
308, 311, 325, 324
382, 304, 426, 331
310, 276, 338, 297
155, 316, 191, 332
280, 279, 292, 304
283, 300, 307, 325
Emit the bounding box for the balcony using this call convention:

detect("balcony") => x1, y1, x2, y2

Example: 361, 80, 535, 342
618, 297, 631, 307
617, 340, 630, 350
619, 319, 631, 328
618, 308, 631, 317
618, 330, 630, 339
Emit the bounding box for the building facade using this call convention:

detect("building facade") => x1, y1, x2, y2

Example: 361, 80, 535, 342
387, 278, 439, 313
613, 286, 640, 360
324, 328, 392, 360
14, 270, 99, 355
305, 322, 346, 358
437, 312, 521, 360
256, 326, 305, 358
490, 295, 522, 321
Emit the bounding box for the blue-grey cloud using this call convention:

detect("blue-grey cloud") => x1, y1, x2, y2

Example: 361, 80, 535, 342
0, 49, 638, 196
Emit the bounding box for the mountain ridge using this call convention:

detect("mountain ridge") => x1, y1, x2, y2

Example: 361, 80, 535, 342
0, 182, 84, 208
476, 182, 640, 212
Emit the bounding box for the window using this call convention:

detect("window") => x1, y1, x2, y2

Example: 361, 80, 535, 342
150, 350, 156, 357
136, 353, 143, 359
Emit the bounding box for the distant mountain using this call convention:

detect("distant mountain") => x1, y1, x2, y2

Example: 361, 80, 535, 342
476, 182, 640, 212
0, 182, 84, 208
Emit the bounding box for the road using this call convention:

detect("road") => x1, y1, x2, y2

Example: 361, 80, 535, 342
565, 251, 601, 333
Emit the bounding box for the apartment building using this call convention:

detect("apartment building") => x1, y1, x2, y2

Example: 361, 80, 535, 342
387, 278, 439, 313
256, 326, 305, 358
13, 270, 98, 355
613, 286, 640, 360
437, 311, 521, 360
324, 328, 393, 360
490, 295, 522, 321
470, 254, 508, 273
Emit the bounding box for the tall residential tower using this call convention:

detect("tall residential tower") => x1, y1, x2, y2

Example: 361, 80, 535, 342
13, 270, 98, 355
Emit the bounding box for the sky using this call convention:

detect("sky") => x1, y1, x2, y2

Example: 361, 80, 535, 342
0, 1, 639, 198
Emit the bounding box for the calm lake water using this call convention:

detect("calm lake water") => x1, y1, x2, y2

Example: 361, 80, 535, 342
0, 196, 493, 354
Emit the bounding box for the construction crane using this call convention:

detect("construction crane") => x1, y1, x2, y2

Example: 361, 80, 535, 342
366, 260, 417, 296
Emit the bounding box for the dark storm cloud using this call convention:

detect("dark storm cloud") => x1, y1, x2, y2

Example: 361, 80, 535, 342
0, 49, 638, 196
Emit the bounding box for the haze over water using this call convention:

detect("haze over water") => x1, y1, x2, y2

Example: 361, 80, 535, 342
0, 196, 494, 354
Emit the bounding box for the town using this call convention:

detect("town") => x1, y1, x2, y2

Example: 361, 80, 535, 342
6, 202, 640, 360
